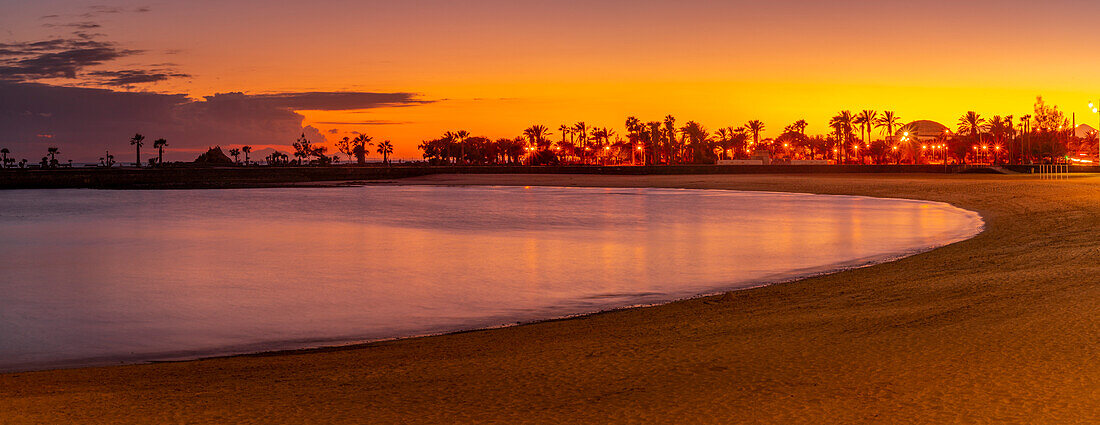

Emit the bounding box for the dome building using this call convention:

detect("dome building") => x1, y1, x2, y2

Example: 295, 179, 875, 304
895, 120, 950, 142
1074, 124, 1097, 139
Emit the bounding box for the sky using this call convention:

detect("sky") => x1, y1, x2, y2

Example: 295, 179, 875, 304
4, 0, 1100, 162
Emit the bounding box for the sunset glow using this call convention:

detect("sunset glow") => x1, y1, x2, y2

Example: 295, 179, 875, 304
5, 1, 1100, 161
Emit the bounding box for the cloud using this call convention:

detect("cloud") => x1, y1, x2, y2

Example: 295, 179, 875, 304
0, 82, 429, 161
42, 21, 102, 30
80, 5, 123, 18
0, 37, 139, 81
217, 92, 433, 111
0, 32, 185, 88
314, 120, 412, 125
86, 69, 190, 85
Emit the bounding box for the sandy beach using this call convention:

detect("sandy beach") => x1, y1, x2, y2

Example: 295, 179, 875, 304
2, 173, 1098, 424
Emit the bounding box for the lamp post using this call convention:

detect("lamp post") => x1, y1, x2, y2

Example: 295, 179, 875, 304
1090, 101, 1100, 166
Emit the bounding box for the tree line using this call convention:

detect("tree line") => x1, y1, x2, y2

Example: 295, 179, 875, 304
414, 96, 1095, 166
3, 96, 1093, 169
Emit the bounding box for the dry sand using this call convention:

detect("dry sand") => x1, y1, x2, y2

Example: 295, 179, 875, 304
2, 173, 1099, 424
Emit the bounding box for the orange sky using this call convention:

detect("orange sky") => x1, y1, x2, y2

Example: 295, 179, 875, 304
5, 0, 1100, 159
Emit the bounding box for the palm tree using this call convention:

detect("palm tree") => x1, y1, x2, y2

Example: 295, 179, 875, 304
646, 121, 661, 165
46, 147, 60, 167
0, 148, 8, 168
854, 110, 878, 147
129, 133, 144, 167
746, 120, 765, 148
376, 140, 394, 165
791, 119, 808, 136
663, 115, 677, 164
1019, 114, 1032, 163
352, 133, 373, 164
679, 121, 711, 162
524, 125, 552, 150
242, 145, 252, 165
229, 148, 241, 164
829, 111, 854, 163
958, 111, 987, 147
558, 124, 571, 147
572, 122, 588, 162
875, 111, 901, 139
151, 139, 168, 165
454, 130, 470, 164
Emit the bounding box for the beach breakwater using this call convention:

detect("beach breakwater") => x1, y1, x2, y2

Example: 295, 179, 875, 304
3, 164, 1099, 189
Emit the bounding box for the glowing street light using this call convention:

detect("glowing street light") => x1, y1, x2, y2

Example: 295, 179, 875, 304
1091, 100, 1100, 164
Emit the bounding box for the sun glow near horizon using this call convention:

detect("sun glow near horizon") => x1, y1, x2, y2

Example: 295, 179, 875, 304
4, 0, 1100, 160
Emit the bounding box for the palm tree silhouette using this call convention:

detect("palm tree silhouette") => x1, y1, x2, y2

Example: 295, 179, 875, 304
746, 120, 765, 149
854, 110, 878, 147
352, 133, 373, 164
46, 147, 60, 167
0, 148, 8, 168
643, 121, 660, 165
152, 138, 168, 165
874, 111, 901, 139
229, 148, 241, 164
454, 130, 470, 164
376, 140, 394, 165
523, 125, 552, 151
242, 145, 252, 165
829, 111, 854, 163
663, 115, 677, 164
958, 111, 987, 152
129, 133, 144, 167
558, 125, 571, 148
572, 122, 588, 163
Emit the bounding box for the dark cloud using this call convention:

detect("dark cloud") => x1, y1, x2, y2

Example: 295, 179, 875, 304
42, 21, 102, 30
0, 37, 138, 80
314, 120, 412, 125
86, 69, 190, 85
218, 92, 434, 111
80, 6, 124, 18
0, 35, 189, 87
0, 82, 429, 161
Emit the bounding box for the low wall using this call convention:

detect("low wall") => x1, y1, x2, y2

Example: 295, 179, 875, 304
4, 163, 1091, 190
0, 167, 435, 189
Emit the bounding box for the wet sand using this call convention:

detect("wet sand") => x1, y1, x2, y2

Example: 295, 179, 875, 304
2, 173, 1099, 424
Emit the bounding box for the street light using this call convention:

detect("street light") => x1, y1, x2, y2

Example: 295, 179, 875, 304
1091, 101, 1100, 165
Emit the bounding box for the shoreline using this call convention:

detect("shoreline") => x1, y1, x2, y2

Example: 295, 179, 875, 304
2, 173, 1099, 423
0, 185, 984, 374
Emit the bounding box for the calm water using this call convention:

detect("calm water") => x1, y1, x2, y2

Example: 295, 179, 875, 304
0, 185, 983, 371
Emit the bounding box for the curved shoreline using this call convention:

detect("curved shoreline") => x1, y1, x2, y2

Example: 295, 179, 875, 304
0, 185, 984, 374
2, 173, 1098, 424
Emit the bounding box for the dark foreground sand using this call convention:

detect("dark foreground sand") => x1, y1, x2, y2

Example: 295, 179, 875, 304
2, 174, 1099, 424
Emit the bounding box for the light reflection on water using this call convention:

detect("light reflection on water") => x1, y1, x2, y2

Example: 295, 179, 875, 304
0, 185, 982, 371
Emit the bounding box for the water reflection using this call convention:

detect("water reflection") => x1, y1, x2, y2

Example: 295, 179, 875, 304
0, 186, 982, 371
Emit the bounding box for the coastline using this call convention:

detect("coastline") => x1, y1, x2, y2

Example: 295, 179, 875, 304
2, 173, 1099, 424
0, 185, 984, 374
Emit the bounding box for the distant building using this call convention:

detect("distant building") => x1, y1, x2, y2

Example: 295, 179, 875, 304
896, 120, 950, 142
1074, 124, 1097, 139
194, 146, 235, 165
